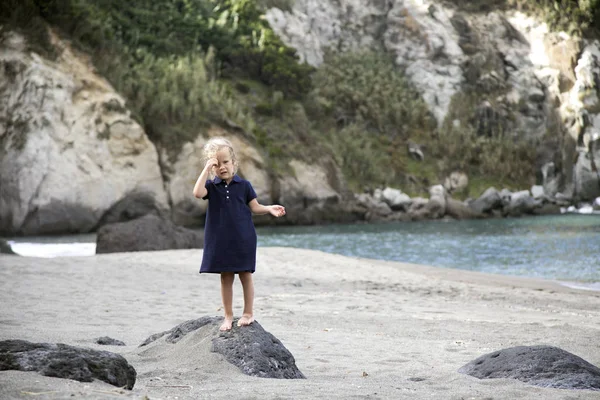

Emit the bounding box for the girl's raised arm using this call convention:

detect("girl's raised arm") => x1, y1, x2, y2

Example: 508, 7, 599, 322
193, 158, 218, 199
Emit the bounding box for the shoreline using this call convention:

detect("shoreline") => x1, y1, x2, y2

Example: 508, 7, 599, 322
557, 280, 600, 292
4, 247, 600, 293
8, 216, 600, 292
5, 248, 600, 292
1, 247, 600, 399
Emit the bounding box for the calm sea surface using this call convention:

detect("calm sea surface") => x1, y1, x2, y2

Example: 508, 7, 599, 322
5, 214, 600, 287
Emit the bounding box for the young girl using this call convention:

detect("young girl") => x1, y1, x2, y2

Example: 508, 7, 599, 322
192, 137, 286, 331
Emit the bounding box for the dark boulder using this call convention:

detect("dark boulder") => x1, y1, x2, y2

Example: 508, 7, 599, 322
503, 192, 543, 217
95, 336, 126, 346
532, 202, 562, 215
469, 187, 503, 214
0, 238, 16, 255
459, 345, 600, 390
140, 316, 305, 379
96, 214, 203, 254
0, 339, 136, 389
445, 197, 485, 220
212, 319, 306, 379
96, 191, 166, 228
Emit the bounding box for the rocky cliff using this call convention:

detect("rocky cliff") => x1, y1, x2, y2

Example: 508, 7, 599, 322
266, 0, 600, 199
0, 31, 167, 235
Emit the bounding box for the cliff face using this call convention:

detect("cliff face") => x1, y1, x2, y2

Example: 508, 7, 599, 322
266, 0, 600, 199
0, 31, 168, 235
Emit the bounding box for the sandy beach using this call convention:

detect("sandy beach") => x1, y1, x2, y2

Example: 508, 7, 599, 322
1, 247, 599, 399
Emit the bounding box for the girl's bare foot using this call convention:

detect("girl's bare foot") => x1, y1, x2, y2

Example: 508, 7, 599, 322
237, 314, 254, 327
220, 316, 233, 331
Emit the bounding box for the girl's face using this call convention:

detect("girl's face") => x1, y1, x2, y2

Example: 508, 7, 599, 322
215, 147, 235, 182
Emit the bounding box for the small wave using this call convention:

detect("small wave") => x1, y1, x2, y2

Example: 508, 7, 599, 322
557, 281, 600, 292
9, 242, 96, 258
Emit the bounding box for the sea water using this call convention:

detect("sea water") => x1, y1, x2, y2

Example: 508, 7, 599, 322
5, 214, 599, 288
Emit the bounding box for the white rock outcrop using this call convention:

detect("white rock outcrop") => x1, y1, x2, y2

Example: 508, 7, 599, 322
0, 32, 167, 234
266, 0, 465, 125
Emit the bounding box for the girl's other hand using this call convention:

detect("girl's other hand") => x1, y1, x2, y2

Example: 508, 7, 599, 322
269, 205, 286, 218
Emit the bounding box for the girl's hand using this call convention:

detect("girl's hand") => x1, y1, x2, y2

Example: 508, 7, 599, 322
269, 205, 286, 218
204, 158, 218, 172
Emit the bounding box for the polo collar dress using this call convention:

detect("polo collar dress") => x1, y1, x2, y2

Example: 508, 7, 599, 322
199, 174, 258, 273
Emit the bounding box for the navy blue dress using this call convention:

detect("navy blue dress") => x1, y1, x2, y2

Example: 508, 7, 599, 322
200, 175, 258, 274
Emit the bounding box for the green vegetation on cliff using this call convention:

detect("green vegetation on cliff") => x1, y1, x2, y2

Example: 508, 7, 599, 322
1, 0, 313, 154
3, 0, 597, 198
309, 50, 436, 189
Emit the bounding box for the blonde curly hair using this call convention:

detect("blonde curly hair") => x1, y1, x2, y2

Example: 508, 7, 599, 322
203, 137, 239, 176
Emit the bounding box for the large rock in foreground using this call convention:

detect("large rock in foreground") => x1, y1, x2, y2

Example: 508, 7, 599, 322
140, 316, 305, 379
459, 345, 600, 390
211, 320, 306, 379
0, 340, 136, 389
96, 214, 203, 254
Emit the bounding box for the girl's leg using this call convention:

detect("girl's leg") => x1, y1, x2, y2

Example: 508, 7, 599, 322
237, 272, 255, 326
220, 272, 235, 331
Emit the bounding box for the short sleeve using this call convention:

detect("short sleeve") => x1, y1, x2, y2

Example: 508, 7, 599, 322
202, 180, 212, 200
245, 181, 257, 204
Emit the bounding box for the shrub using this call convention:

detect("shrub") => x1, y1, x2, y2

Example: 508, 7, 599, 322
309, 50, 435, 190
255, 102, 274, 116
0, 0, 57, 57
103, 49, 256, 154
311, 50, 435, 136
434, 123, 536, 191
214, 0, 314, 97
328, 122, 389, 189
